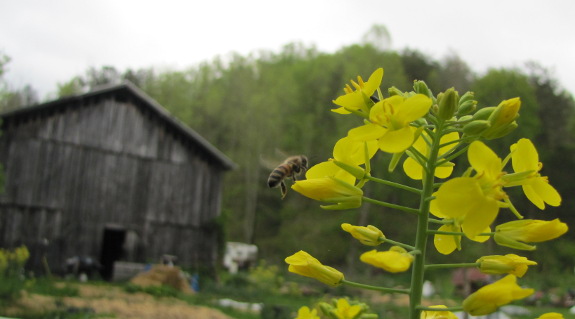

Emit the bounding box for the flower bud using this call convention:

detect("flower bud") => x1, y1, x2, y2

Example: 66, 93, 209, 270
494, 219, 568, 250
477, 254, 537, 277
536, 313, 565, 319
292, 176, 363, 210
458, 91, 475, 104
319, 302, 337, 319
360, 247, 413, 273
472, 106, 496, 121
341, 223, 385, 246
437, 88, 459, 120
421, 305, 458, 319
463, 120, 491, 136
482, 122, 518, 140
456, 99, 477, 116
488, 97, 521, 127
482, 98, 521, 139
387, 86, 404, 97
413, 80, 433, 99
462, 275, 534, 316
285, 251, 344, 286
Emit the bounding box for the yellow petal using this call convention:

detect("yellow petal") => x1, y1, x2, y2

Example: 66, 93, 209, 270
511, 138, 539, 172
363, 68, 384, 94
403, 156, 423, 180
530, 177, 561, 208
434, 224, 460, 255
378, 126, 415, 153
467, 226, 491, 243
435, 162, 454, 179
434, 177, 483, 219
395, 94, 432, 124
468, 141, 502, 175
348, 123, 386, 141
460, 197, 499, 238
429, 197, 449, 219
334, 136, 378, 165
331, 106, 352, 114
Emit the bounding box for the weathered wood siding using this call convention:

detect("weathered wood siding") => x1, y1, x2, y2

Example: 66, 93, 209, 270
0, 87, 230, 272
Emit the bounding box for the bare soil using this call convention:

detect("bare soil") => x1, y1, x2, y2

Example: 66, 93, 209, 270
3, 283, 235, 319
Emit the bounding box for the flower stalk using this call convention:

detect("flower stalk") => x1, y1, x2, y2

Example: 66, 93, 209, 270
284, 68, 564, 319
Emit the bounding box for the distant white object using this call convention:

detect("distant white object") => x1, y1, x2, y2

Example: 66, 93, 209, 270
454, 310, 513, 319
422, 280, 435, 297
223, 242, 258, 274
217, 298, 263, 313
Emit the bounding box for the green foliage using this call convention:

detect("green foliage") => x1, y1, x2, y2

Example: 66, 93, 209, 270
0, 245, 30, 302
16, 310, 109, 319
123, 283, 180, 298
27, 278, 79, 297
20, 39, 571, 285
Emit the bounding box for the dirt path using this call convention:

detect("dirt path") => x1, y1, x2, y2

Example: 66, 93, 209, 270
4, 284, 235, 319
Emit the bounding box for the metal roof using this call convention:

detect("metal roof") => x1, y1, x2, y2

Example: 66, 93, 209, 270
0, 81, 236, 170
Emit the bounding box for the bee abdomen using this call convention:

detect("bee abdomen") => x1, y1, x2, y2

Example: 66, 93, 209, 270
268, 166, 289, 188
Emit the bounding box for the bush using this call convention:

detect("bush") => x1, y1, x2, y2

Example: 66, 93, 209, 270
0, 245, 30, 302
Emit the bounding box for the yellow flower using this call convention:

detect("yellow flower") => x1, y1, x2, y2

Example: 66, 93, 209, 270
348, 94, 432, 153
536, 313, 564, 319
494, 219, 568, 250
332, 298, 362, 319
333, 136, 379, 167
285, 251, 344, 286
295, 306, 320, 319
477, 254, 537, 277
462, 275, 534, 316
403, 131, 459, 180
360, 247, 413, 273
420, 305, 458, 319
292, 175, 363, 210
432, 141, 507, 238
341, 223, 385, 246
292, 136, 377, 210
507, 138, 561, 209
332, 68, 384, 114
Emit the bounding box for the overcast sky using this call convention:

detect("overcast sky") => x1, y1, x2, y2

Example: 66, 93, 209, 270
1, 0, 574, 99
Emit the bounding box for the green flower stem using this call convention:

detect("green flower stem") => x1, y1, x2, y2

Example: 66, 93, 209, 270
362, 196, 420, 215
416, 306, 464, 312
342, 279, 410, 294
407, 146, 428, 166
408, 121, 444, 319
381, 237, 416, 251
428, 218, 449, 225
425, 262, 479, 270
436, 143, 470, 166
343, 107, 369, 119
364, 175, 421, 194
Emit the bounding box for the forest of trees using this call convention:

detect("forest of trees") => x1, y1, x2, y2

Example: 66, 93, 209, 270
1, 38, 574, 279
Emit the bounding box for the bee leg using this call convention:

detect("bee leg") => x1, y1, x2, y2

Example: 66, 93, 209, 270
280, 181, 287, 199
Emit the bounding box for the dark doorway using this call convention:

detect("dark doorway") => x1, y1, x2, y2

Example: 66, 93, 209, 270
99, 227, 126, 280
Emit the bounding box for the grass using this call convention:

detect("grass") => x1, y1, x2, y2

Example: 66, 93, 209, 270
1, 271, 573, 319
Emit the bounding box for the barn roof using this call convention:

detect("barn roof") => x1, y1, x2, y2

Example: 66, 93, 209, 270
0, 82, 236, 170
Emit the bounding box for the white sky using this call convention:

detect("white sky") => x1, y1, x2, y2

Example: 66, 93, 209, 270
1, 0, 574, 99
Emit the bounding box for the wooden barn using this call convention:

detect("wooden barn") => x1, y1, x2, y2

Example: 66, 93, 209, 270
0, 82, 235, 279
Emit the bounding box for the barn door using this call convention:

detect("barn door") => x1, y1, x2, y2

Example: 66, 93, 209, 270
99, 226, 126, 280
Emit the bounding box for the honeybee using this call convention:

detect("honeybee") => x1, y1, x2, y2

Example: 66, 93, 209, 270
267, 155, 309, 199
